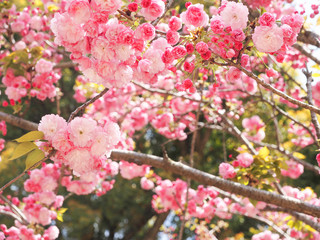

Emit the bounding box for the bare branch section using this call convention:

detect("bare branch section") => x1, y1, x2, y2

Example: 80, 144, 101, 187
1, 113, 320, 219
224, 59, 320, 115
297, 30, 320, 48
293, 44, 320, 65
0, 111, 38, 131
68, 87, 109, 122
53, 61, 78, 69
110, 150, 320, 218
151, 0, 174, 26
262, 206, 320, 232
0, 151, 55, 193
252, 140, 320, 174
304, 67, 320, 140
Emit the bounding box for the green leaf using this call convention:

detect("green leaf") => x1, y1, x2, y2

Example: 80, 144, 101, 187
25, 149, 45, 170
9, 142, 38, 161
15, 131, 44, 142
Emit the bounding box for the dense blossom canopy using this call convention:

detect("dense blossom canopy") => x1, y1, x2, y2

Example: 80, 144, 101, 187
0, 0, 320, 239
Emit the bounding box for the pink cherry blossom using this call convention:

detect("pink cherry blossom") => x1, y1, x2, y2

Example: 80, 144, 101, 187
219, 163, 236, 179
220, 2, 249, 30
259, 12, 275, 27
210, 16, 224, 34
140, 0, 165, 21
281, 160, 304, 179
180, 4, 209, 28
68, 117, 97, 147
135, 23, 156, 41
119, 161, 150, 180
67, 0, 91, 24
196, 41, 209, 54
141, 177, 155, 190
35, 59, 53, 74
38, 114, 68, 141
168, 16, 182, 31
50, 12, 84, 45
90, 0, 122, 15
252, 24, 283, 53
166, 30, 180, 45
236, 153, 254, 168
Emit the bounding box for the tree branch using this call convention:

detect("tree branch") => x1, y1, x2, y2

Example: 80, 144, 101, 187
110, 150, 320, 218
293, 44, 320, 65
53, 61, 78, 69
0, 151, 55, 193
0, 111, 39, 131
68, 87, 109, 122
224, 59, 320, 115
297, 30, 320, 48
303, 66, 320, 141
262, 206, 320, 232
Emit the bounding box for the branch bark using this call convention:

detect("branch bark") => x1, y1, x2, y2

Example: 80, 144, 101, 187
142, 212, 170, 240
110, 150, 320, 218
223, 59, 320, 115
0, 111, 38, 131
293, 44, 320, 65
304, 67, 320, 141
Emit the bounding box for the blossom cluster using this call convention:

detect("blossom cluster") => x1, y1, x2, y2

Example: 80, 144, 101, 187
0, 163, 62, 239
38, 114, 121, 176
0, 5, 62, 103
252, 12, 304, 58
50, 0, 169, 88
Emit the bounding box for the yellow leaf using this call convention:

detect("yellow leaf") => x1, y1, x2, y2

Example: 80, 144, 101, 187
312, 73, 320, 78
47, 4, 59, 12
317, 16, 320, 26
9, 142, 38, 161
305, 224, 316, 232
312, 64, 320, 70
25, 149, 45, 170
15, 131, 44, 142
292, 152, 306, 159
258, 147, 269, 159
56, 208, 68, 222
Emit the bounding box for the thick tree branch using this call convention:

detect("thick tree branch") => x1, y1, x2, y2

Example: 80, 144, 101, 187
142, 212, 170, 240
110, 150, 320, 218
297, 30, 320, 48
53, 61, 78, 69
0, 111, 38, 131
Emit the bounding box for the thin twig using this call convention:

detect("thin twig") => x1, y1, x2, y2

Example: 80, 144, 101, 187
151, 0, 174, 26
304, 66, 320, 141
0, 151, 55, 193
224, 58, 320, 115
293, 44, 320, 65
68, 88, 109, 122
